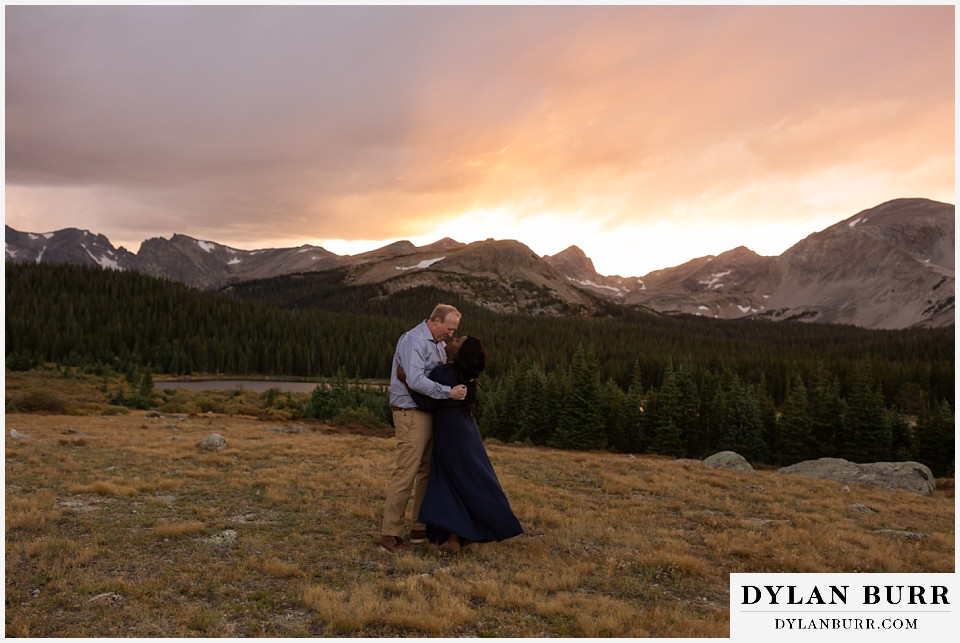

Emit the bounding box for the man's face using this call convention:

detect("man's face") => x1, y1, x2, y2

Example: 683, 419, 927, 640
444, 336, 466, 362
428, 312, 461, 342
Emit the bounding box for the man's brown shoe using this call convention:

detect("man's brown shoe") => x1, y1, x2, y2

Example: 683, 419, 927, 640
409, 529, 428, 544
379, 535, 409, 553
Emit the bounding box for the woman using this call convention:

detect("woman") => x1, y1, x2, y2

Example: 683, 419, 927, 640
408, 336, 523, 553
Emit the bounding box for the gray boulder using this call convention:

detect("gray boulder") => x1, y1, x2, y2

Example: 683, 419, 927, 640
702, 451, 754, 472
198, 433, 227, 451
778, 458, 935, 495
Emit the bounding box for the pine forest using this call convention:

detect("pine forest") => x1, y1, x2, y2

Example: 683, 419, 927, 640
5, 262, 955, 475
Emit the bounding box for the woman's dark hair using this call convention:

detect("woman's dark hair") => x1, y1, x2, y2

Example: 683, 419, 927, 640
454, 336, 486, 416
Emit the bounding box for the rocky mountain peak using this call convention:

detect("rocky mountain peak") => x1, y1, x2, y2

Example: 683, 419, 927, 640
420, 237, 466, 252
544, 246, 598, 280
345, 240, 418, 264
5, 197, 954, 328
765, 198, 954, 328
715, 246, 761, 260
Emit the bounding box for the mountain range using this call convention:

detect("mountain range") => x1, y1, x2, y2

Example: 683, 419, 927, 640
5, 197, 954, 330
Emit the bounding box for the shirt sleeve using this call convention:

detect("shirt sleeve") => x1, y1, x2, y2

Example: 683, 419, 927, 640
410, 365, 458, 412
397, 334, 450, 400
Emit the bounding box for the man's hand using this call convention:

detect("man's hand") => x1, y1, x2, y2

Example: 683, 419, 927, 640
398, 366, 466, 401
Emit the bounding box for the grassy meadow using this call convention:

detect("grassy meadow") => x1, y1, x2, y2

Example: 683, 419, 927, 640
4, 370, 955, 637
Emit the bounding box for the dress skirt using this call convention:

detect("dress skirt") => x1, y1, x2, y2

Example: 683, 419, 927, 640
413, 365, 523, 544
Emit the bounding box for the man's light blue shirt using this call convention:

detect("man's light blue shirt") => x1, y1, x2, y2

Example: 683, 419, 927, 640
389, 320, 450, 408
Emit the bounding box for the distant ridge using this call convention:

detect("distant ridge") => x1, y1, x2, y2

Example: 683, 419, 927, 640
5, 198, 954, 329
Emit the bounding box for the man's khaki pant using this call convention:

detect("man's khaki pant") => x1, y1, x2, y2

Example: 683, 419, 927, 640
381, 408, 433, 537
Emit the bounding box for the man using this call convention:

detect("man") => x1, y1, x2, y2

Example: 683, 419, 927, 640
380, 304, 467, 552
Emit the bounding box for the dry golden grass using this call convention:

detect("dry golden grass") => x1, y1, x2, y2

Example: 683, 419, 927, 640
67, 480, 139, 497
4, 377, 954, 637
258, 557, 304, 579
153, 521, 207, 537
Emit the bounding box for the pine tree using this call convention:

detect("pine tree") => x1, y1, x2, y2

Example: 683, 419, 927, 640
478, 396, 502, 440
716, 371, 767, 461
492, 370, 526, 442
699, 370, 724, 456
888, 411, 914, 462
600, 379, 626, 451
303, 368, 351, 421
675, 359, 700, 458
512, 365, 552, 444
916, 399, 954, 477
779, 374, 814, 465
649, 360, 685, 457
551, 345, 605, 451
613, 360, 646, 454
139, 368, 154, 399
808, 366, 846, 458
755, 373, 779, 461
841, 364, 891, 462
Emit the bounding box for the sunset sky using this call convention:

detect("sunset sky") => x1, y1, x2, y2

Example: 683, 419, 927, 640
4, 4, 955, 277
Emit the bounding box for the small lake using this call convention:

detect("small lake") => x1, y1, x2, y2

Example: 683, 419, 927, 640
155, 379, 321, 393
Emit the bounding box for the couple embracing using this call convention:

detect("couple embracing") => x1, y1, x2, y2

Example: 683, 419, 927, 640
379, 304, 523, 554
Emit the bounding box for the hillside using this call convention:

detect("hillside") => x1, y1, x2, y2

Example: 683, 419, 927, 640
762, 198, 955, 328
5, 402, 953, 637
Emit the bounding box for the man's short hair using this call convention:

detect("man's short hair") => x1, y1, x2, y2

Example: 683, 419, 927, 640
429, 304, 461, 322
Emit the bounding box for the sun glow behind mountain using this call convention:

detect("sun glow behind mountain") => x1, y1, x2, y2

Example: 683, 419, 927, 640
313, 206, 872, 277
4, 5, 954, 278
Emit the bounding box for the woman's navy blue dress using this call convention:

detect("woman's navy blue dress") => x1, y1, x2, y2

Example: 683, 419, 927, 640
412, 364, 523, 545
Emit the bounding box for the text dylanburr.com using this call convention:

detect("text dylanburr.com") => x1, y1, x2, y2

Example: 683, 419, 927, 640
730, 573, 957, 640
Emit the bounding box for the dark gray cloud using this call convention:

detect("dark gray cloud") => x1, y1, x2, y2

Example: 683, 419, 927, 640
5, 5, 954, 275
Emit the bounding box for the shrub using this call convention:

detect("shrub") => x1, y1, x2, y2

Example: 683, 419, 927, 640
10, 390, 71, 414
6, 351, 37, 372
193, 396, 222, 414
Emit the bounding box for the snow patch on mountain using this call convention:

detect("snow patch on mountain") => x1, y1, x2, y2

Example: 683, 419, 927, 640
198, 241, 216, 253
700, 270, 731, 289
396, 257, 445, 271
567, 277, 625, 293
83, 246, 119, 270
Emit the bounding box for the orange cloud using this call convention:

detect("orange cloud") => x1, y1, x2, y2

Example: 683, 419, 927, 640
5, 5, 953, 275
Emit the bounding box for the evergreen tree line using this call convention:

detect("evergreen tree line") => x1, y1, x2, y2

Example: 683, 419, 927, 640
6, 263, 411, 378
226, 267, 954, 408
5, 263, 954, 474
476, 347, 954, 476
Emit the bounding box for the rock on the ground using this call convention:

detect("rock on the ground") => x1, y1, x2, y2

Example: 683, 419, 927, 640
778, 458, 935, 495
702, 451, 754, 472
198, 433, 227, 450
